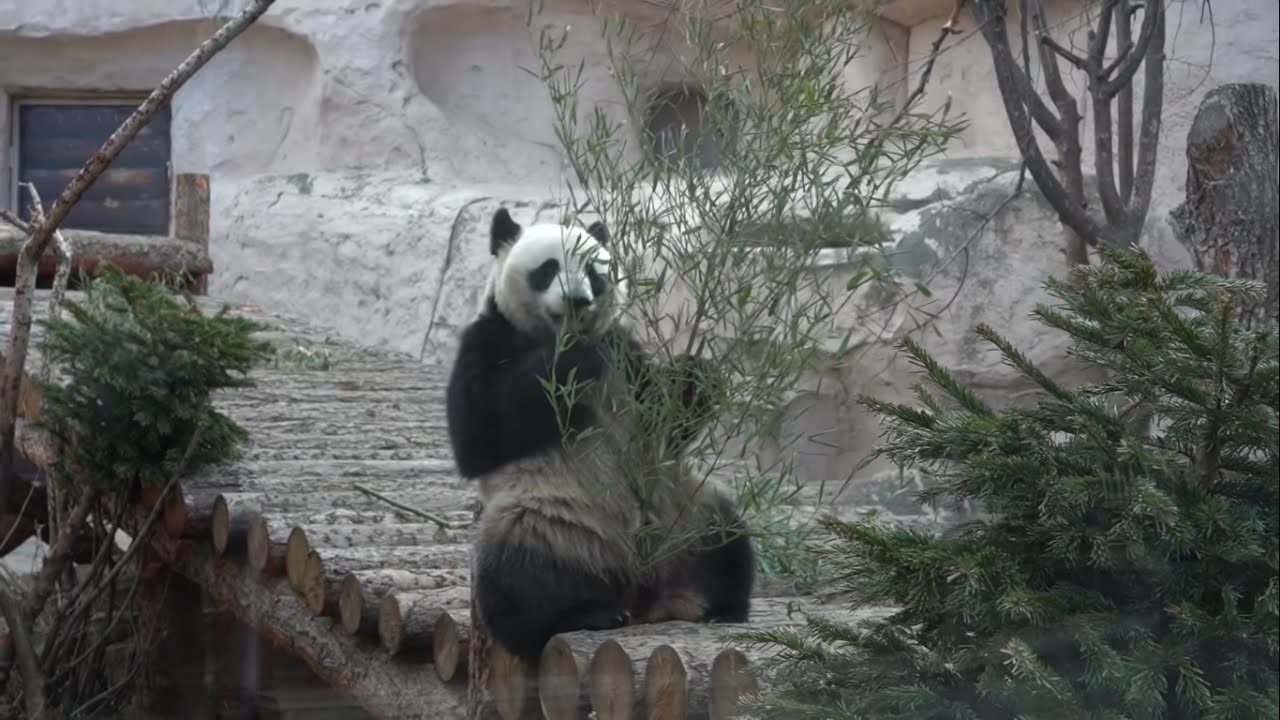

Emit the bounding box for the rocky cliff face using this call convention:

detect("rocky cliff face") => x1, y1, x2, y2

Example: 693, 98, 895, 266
212, 156, 1121, 504
2, 0, 1276, 509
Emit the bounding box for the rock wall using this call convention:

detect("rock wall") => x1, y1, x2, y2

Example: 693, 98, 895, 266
1, 0, 1276, 504
213, 156, 1107, 506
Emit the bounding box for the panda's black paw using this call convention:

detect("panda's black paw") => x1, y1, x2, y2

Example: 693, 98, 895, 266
552, 340, 609, 384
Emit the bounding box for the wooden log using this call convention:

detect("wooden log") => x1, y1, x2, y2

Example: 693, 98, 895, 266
377, 587, 472, 657
537, 636, 592, 720
208, 610, 257, 720
137, 554, 210, 716
468, 594, 538, 720
173, 173, 210, 294
286, 521, 472, 595
338, 567, 470, 637
285, 526, 312, 591
532, 598, 880, 720
645, 645, 690, 720
296, 544, 473, 617
197, 488, 477, 516
162, 484, 223, 538
1170, 82, 1279, 332
246, 515, 288, 576
161, 538, 468, 719
287, 522, 463, 551
432, 610, 470, 684
708, 648, 761, 720
209, 493, 253, 558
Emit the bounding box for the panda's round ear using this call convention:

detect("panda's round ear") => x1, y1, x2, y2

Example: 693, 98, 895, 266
490, 208, 522, 256
585, 220, 609, 246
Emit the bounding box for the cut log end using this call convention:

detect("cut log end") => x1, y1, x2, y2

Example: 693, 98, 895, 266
433, 611, 468, 684
285, 526, 311, 590
644, 644, 689, 719
491, 643, 531, 720
587, 639, 635, 720
708, 648, 760, 720
538, 637, 585, 720
246, 515, 284, 575
210, 494, 230, 556
300, 549, 327, 615
338, 573, 365, 636
164, 486, 194, 538
378, 594, 405, 655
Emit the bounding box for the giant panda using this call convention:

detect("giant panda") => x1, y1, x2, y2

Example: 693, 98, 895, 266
445, 206, 755, 666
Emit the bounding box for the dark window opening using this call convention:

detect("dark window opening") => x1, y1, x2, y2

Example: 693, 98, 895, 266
14, 101, 172, 236
643, 85, 722, 172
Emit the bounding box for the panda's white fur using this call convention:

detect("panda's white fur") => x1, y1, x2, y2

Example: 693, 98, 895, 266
445, 207, 755, 666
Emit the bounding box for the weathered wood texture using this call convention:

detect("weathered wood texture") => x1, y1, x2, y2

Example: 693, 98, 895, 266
15, 103, 171, 236
1171, 82, 1280, 331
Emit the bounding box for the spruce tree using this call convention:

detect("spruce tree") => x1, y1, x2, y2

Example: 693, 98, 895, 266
739, 246, 1279, 720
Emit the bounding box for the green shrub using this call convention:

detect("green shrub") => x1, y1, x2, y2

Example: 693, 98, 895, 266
739, 247, 1280, 720
37, 266, 275, 493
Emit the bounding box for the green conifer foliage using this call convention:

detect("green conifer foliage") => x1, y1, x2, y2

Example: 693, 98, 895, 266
36, 266, 274, 494
738, 247, 1279, 720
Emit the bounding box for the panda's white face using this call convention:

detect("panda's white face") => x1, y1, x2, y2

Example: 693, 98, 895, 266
491, 219, 627, 337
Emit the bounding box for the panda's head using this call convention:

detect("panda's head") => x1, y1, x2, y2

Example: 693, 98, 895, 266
484, 207, 628, 337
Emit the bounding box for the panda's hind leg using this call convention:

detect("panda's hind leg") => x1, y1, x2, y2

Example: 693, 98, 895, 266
473, 501, 634, 667
690, 488, 755, 623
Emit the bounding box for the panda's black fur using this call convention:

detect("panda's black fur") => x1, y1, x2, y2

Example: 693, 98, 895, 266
446, 207, 755, 666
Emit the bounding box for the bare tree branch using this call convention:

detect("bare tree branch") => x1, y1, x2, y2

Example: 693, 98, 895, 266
1114, 1, 1135, 203
971, 0, 1108, 263
1124, 0, 1165, 241
0, 0, 279, 515
1040, 35, 1088, 71
1101, 0, 1161, 98
0, 570, 44, 720
970, 0, 1169, 262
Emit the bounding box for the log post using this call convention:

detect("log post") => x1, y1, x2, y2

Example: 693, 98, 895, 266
377, 587, 471, 657
467, 595, 537, 720
246, 515, 289, 576
172, 173, 211, 295
296, 544, 472, 617
708, 648, 760, 720
208, 610, 259, 720
433, 610, 470, 684
1170, 82, 1279, 331
136, 554, 210, 717
162, 484, 223, 538
341, 568, 470, 637
210, 494, 253, 559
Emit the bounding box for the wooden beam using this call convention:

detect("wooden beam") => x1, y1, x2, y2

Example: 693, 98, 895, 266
172, 173, 211, 295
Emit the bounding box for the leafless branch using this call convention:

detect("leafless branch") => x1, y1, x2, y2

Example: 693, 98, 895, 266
970, 0, 1168, 263
0, 569, 45, 719
353, 482, 471, 530
0, 0, 278, 520
0, 211, 29, 234
15, 184, 72, 391
971, 0, 1107, 264
1101, 0, 1161, 98
1125, 1, 1165, 241
884, 22, 961, 130
1114, 2, 1135, 203
1040, 35, 1089, 70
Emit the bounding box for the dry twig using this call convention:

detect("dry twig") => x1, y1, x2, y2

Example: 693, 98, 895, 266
0, 568, 44, 720
352, 483, 471, 531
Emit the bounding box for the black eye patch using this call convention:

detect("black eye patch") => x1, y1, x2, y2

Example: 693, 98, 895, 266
585, 263, 608, 298
528, 259, 560, 292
